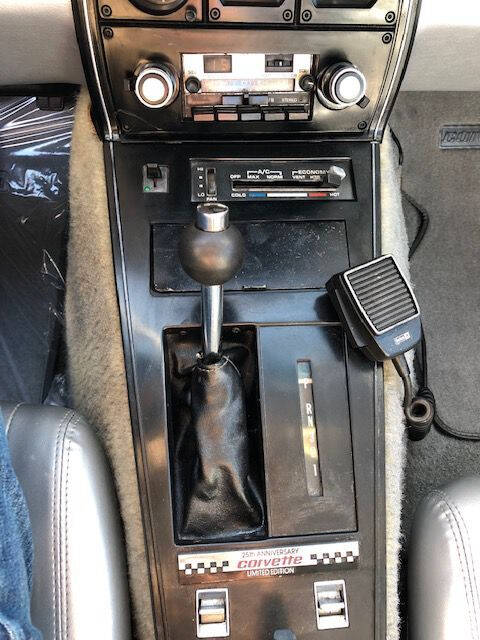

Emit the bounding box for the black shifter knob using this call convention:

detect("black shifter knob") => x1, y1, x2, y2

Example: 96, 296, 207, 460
179, 203, 244, 286
174, 202, 265, 542
179, 203, 244, 357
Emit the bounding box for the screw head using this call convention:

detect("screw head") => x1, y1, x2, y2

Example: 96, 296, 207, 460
210, 7, 220, 19
358, 120, 367, 131
382, 32, 393, 44
101, 4, 112, 17
185, 5, 197, 21
282, 9, 293, 20
103, 26, 114, 39
302, 9, 312, 21
385, 11, 396, 23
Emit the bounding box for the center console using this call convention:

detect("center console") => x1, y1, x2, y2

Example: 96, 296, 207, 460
73, 1, 419, 637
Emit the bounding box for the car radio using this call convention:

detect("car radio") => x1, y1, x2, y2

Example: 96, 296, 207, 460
182, 53, 314, 122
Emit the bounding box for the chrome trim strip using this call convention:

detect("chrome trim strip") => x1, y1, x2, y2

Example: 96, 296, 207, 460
372, 142, 378, 258
374, 0, 416, 139
82, 0, 112, 140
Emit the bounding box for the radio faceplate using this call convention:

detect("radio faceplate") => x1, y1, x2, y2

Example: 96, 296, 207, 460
101, 27, 393, 136
182, 53, 313, 121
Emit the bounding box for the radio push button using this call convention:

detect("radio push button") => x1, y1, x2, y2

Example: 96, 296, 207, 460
192, 106, 215, 122
263, 107, 286, 121
239, 106, 262, 121
222, 95, 243, 106
285, 106, 309, 120
215, 107, 239, 121
248, 94, 269, 106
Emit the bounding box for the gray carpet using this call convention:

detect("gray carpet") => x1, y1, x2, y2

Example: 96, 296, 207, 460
390, 92, 480, 536
381, 128, 413, 640
67, 91, 154, 640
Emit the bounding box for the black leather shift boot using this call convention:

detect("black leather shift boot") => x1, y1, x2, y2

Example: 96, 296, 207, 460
166, 329, 265, 543
180, 356, 264, 540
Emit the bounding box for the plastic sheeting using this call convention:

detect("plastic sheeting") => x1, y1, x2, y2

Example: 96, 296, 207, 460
0, 96, 74, 404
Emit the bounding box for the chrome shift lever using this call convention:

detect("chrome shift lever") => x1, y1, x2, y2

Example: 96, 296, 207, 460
201, 284, 223, 358
197, 204, 228, 357
179, 203, 244, 358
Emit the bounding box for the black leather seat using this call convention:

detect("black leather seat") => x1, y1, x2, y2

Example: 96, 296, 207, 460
1, 404, 132, 640
409, 475, 480, 640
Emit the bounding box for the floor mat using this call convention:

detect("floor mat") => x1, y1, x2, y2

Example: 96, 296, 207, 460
390, 92, 480, 535
0, 97, 74, 404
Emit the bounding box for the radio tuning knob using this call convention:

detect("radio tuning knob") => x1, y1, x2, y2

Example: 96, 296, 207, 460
299, 74, 315, 92
316, 62, 367, 110
185, 76, 201, 94
134, 63, 179, 109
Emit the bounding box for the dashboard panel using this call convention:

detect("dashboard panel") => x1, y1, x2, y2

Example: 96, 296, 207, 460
72, 0, 419, 141
95, 0, 397, 24
102, 28, 392, 137
1, 1, 479, 93
0, 0, 84, 86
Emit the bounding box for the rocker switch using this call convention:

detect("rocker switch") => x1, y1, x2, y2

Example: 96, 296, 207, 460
206, 167, 217, 197
196, 589, 229, 638
314, 580, 349, 630
142, 164, 169, 193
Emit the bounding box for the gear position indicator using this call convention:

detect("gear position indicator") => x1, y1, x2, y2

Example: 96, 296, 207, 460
297, 360, 323, 497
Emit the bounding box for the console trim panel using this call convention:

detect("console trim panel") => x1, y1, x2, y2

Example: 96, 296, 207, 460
105, 139, 385, 639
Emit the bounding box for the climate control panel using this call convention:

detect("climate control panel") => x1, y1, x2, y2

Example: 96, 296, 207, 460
191, 158, 355, 202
